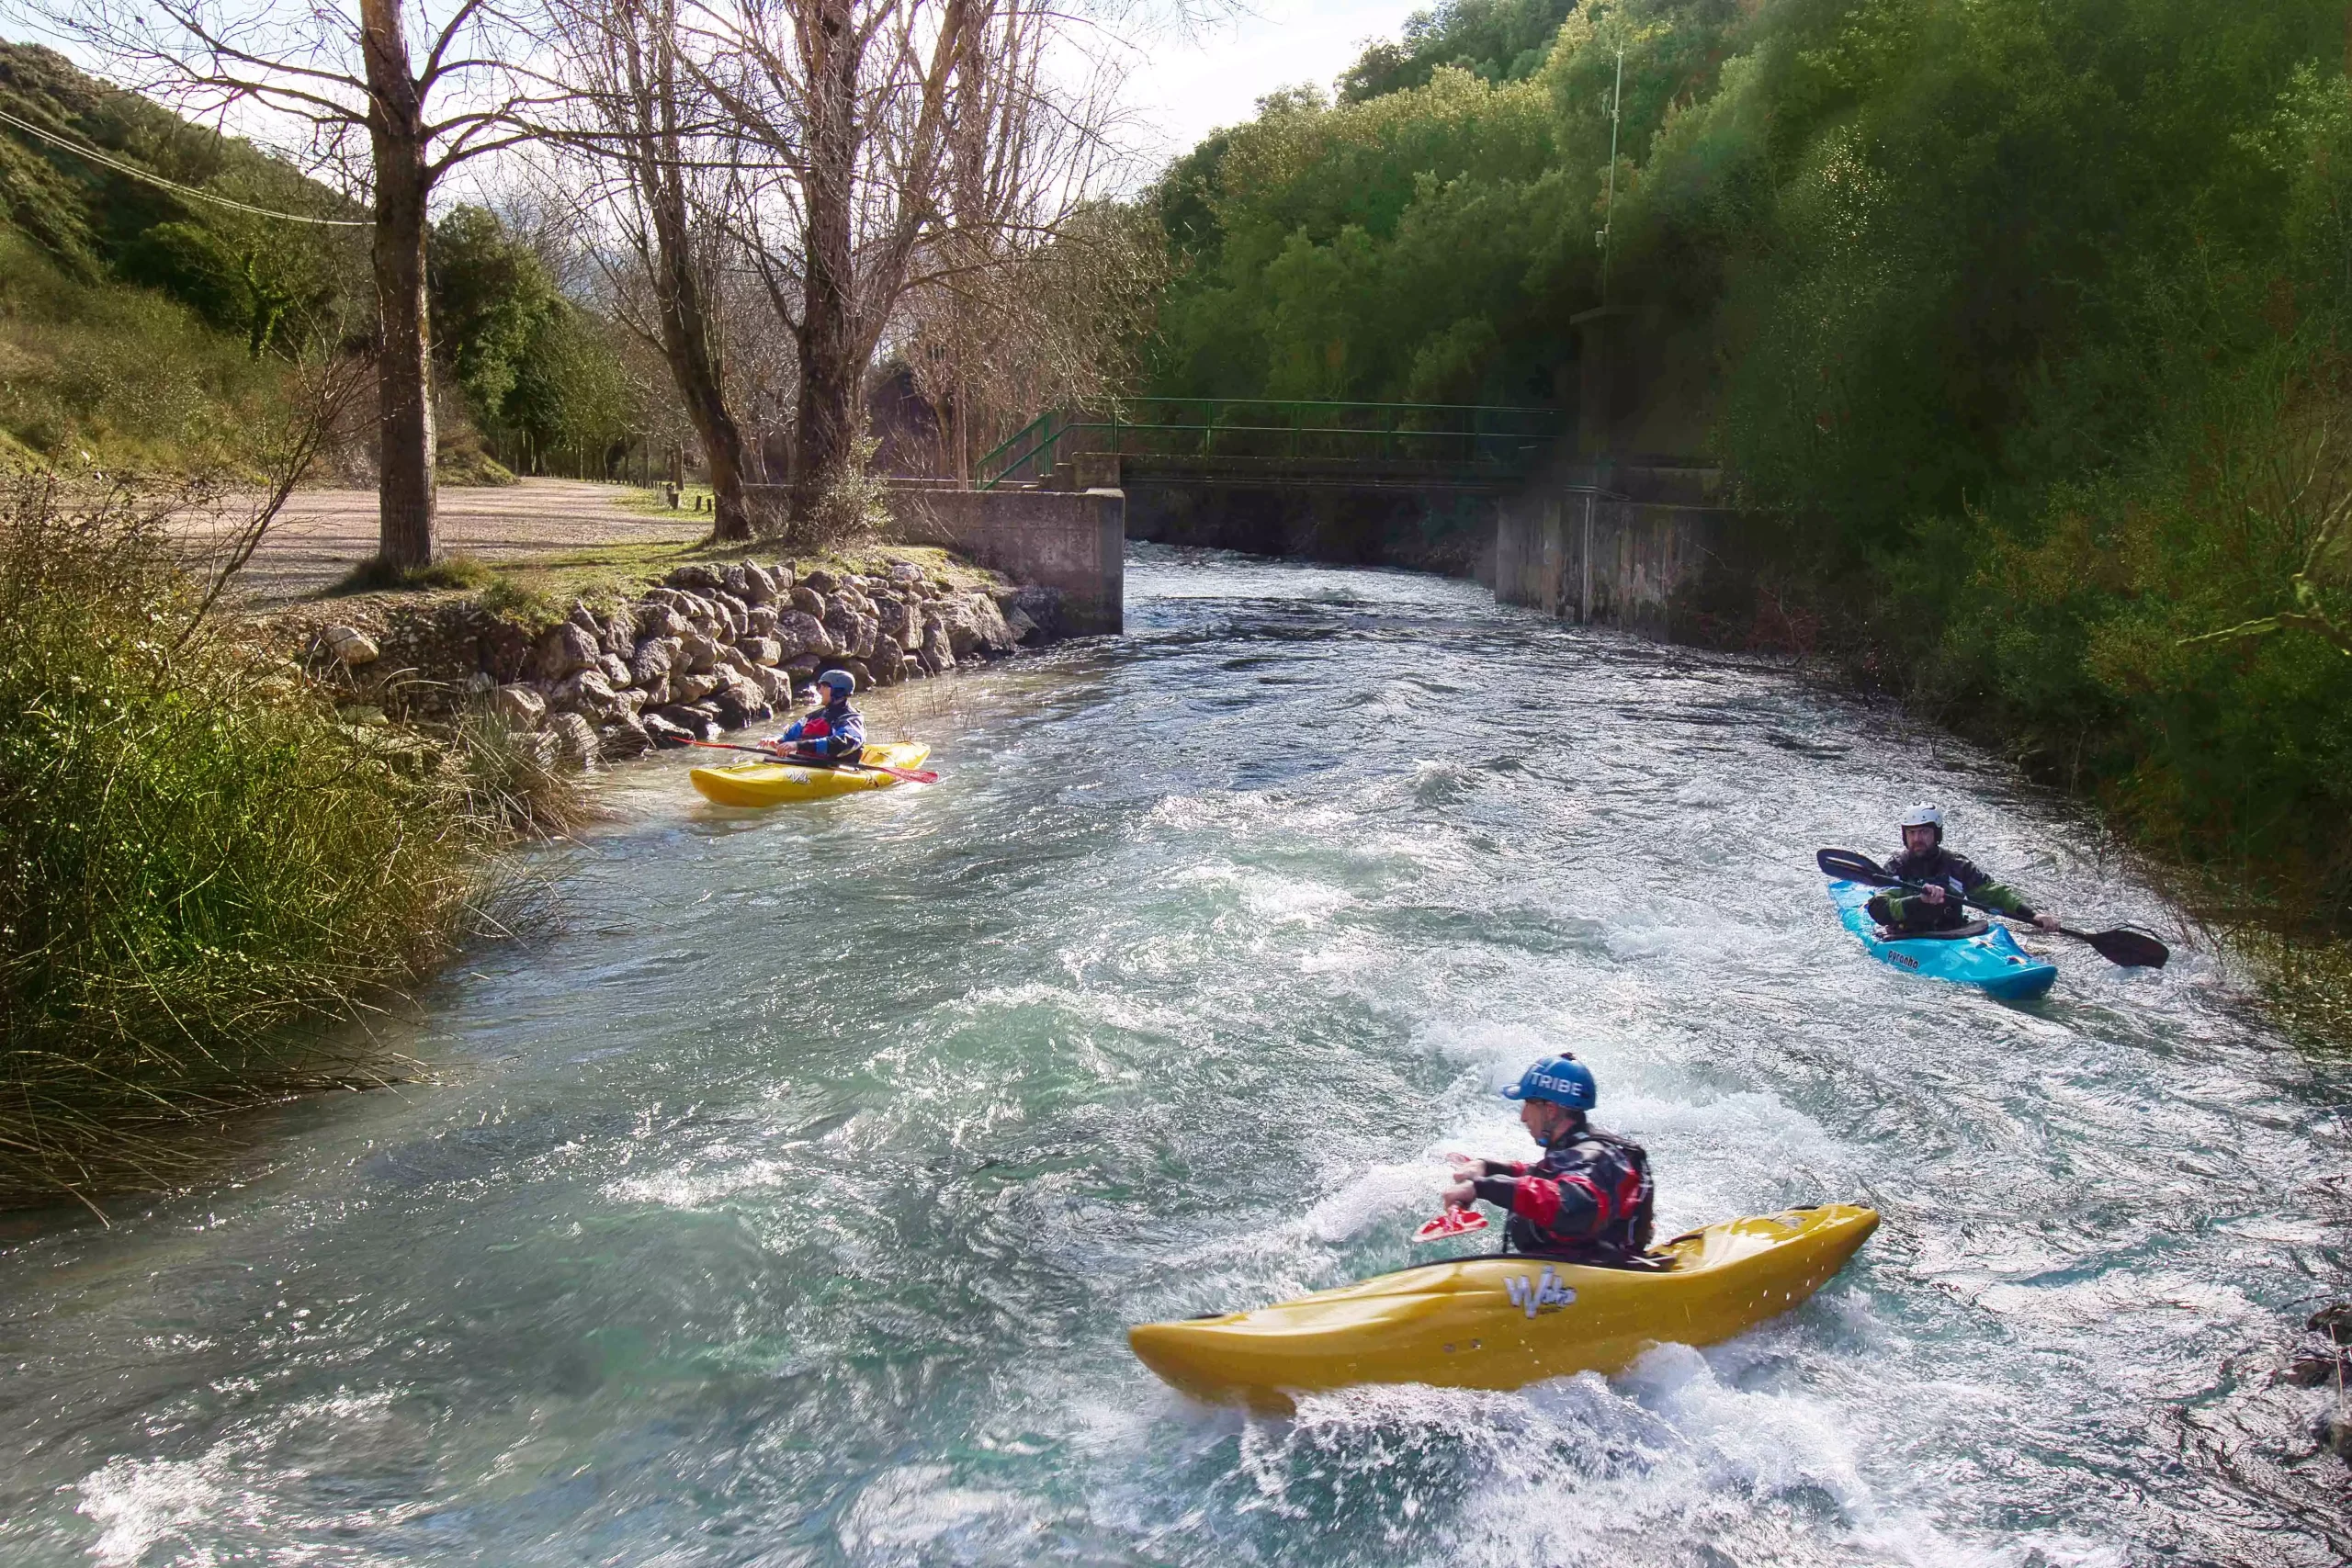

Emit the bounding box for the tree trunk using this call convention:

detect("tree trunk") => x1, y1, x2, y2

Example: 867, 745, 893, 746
791, 0, 865, 524
635, 22, 751, 542
361, 0, 437, 569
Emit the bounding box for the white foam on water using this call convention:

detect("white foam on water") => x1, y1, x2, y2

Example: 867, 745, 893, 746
78, 1456, 230, 1566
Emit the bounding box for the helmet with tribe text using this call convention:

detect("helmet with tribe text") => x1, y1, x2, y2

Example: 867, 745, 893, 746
1502, 1054, 1598, 1111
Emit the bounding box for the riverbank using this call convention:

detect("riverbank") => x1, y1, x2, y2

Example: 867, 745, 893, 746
265, 547, 1058, 769
0, 468, 1074, 1209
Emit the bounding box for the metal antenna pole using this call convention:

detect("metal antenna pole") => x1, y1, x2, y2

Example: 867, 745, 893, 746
1603, 41, 1623, 303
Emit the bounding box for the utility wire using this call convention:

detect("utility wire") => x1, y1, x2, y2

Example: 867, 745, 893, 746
0, 105, 369, 227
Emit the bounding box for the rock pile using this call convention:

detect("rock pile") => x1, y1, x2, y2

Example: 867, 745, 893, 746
310, 557, 1057, 766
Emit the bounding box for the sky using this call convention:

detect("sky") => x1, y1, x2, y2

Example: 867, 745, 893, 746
1120, 0, 1427, 160
1, 0, 1429, 184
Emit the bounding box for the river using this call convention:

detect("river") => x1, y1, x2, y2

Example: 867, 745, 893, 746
2, 546, 2346, 1565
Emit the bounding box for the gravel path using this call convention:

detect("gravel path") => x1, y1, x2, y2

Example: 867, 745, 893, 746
181, 479, 707, 604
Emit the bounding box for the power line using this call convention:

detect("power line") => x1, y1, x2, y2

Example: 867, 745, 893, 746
0, 105, 369, 228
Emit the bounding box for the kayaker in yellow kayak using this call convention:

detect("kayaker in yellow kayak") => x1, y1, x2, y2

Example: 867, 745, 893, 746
771, 670, 866, 764
1869, 803, 2062, 936
1441, 1054, 1657, 1266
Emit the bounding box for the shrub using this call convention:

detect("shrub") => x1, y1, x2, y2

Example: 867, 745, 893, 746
0, 472, 490, 1203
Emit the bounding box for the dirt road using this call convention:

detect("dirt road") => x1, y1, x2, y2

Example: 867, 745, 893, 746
183, 479, 707, 604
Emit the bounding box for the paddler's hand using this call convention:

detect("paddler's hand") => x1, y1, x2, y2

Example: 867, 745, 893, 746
2033, 912, 2061, 931
1441, 1179, 1477, 1209
1920, 885, 1946, 906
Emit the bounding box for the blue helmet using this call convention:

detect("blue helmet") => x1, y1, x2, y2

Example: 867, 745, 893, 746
816, 669, 854, 697
1502, 1054, 1597, 1111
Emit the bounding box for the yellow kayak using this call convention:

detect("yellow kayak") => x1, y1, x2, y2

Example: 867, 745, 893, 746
1128, 1203, 1878, 1409
689, 741, 932, 807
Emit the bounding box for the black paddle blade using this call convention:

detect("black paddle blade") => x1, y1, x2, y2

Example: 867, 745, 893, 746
2074, 926, 2170, 969
1816, 847, 1893, 885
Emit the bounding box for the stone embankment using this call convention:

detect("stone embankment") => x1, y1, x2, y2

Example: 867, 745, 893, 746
301, 556, 1060, 766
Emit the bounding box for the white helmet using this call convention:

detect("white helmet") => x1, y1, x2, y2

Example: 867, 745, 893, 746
1899, 803, 1945, 839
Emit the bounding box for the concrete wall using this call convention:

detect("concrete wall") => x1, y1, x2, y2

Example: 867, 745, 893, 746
885, 485, 1125, 635
1494, 489, 1738, 638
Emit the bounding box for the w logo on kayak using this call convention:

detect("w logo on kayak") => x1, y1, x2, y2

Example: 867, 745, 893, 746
1504, 1266, 1577, 1318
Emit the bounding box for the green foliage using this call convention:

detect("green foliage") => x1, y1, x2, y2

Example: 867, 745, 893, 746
1339, 0, 1582, 102
1147, 0, 2352, 926
0, 231, 299, 470
430, 206, 640, 474
0, 474, 475, 1201
0, 43, 364, 467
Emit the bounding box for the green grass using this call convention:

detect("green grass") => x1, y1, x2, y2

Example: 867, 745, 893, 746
0, 473, 576, 1207
326, 551, 498, 596
0, 231, 297, 475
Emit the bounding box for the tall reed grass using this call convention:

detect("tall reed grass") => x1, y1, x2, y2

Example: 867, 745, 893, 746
0, 471, 571, 1206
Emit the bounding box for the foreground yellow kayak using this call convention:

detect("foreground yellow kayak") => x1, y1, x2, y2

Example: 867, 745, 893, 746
1129, 1203, 1878, 1408
689, 741, 933, 807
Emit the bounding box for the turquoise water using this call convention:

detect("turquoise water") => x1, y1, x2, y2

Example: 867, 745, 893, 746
2, 547, 2346, 1565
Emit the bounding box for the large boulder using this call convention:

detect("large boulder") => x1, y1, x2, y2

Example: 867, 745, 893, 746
640, 711, 693, 749
739, 561, 778, 604
885, 559, 922, 584
708, 678, 771, 731
920, 622, 956, 673
870, 634, 906, 684
673, 670, 720, 703
802, 568, 840, 593
496, 682, 547, 728
630, 636, 677, 685
599, 652, 633, 690
535, 622, 601, 682
711, 592, 749, 639
548, 711, 601, 767
550, 670, 627, 725
736, 637, 784, 668
1008, 585, 1064, 643
319, 624, 379, 666
746, 604, 780, 637
598, 715, 653, 759
790, 584, 829, 618
666, 563, 726, 595
752, 664, 797, 706
678, 631, 720, 673
600, 611, 635, 658
774, 609, 832, 657
650, 703, 720, 741
636, 602, 690, 641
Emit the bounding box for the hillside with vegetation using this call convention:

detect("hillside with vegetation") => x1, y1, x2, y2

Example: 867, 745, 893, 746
0, 42, 647, 481
1145, 0, 2352, 943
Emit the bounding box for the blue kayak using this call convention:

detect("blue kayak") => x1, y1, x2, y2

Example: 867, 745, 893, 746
1826, 879, 2058, 1000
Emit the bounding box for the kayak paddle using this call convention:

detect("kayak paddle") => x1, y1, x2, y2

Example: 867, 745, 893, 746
1815, 848, 2169, 969
1412, 1207, 1490, 1243
676, 737, 940, 784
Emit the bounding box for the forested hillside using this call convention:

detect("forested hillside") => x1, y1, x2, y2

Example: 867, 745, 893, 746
0, 43, 646, 479
1147, 0, 2352, 931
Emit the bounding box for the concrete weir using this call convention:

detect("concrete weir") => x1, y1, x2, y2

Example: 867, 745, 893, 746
745, 483, 1126, 636
888, 486, 1125, 635
1492, 465, 1738, 638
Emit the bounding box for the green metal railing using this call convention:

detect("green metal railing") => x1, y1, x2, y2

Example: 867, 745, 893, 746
976, 398, 1558, 490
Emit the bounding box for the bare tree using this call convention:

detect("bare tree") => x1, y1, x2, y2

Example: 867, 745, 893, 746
541, 0, 763, 537
37, 0, 553, 568
683, 0, 1131, 527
